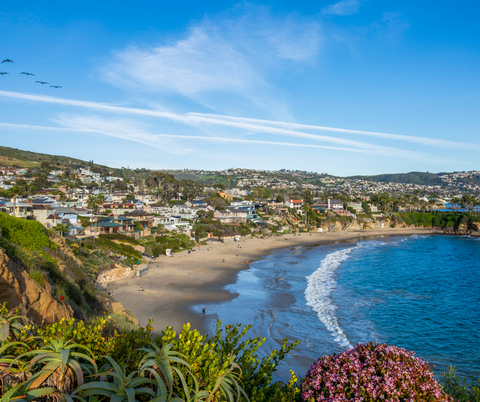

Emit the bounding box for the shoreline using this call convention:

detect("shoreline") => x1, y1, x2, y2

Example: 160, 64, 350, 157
107, 228, 432, 336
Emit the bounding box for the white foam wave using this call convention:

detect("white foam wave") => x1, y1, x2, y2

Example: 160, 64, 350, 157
305, 248, 354, 349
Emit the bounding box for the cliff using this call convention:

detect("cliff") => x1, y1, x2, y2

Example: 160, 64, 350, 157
0, 248, 72, 324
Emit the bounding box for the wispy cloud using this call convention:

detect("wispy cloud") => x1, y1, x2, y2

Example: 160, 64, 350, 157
0, 90, 475, 156
0, 121, 396, 156
323, 0, 361, 16
100, 5, 321, 117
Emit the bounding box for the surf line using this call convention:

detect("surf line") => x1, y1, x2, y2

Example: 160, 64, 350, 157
305, 247, 354, 349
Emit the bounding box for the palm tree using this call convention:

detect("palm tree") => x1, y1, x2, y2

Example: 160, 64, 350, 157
54, 222, 70, 237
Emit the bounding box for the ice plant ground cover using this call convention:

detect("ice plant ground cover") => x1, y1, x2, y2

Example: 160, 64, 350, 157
301, 342, 453, 402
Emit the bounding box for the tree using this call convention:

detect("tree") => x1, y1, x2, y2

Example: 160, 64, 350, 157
145, 172, 178, 204
54, 222, 70, 237
302, 190, 314, 206
179, 179, 204, 201
87, 194, 106, 240
276, 194, 285, 203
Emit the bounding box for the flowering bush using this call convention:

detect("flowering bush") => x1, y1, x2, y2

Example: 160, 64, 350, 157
302, 342, 453, 401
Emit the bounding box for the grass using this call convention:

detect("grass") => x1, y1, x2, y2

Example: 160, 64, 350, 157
0, 155, 39, 167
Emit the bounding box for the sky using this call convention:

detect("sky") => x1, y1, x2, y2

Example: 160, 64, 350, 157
0, 1, 479, 176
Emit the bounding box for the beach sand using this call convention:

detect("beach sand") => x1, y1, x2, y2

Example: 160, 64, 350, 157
107, 228, 430, 336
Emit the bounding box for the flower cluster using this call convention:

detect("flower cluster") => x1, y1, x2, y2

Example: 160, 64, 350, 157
302, 342, 453, 401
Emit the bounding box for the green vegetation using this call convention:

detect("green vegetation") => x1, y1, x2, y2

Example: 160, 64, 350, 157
349, 171, 443, 185
0, 303, 301, 401
397, 211, 480, 229
0, 303, 476, 401
0, 212, 99, 315
142, 234, 196, 257
441, 367, 480, 402
0, 212, 57, 251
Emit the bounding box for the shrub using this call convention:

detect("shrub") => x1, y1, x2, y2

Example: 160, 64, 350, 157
441, 366, 480, 402
302, 342, 452, 401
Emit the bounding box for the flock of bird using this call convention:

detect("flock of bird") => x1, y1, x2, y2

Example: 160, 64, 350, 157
1, 59, 62, 88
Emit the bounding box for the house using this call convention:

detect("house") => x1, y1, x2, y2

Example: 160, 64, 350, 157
216, 191, 233, 201
327, 199, 344, 211
101, 203, 136, 214
0, 201, 33, 218
347, 202, 363, 214
230, 200, 254, 209
53, 207, 78, 224
310, 204, 327, 213
143, 203, 171, 215
218, 233, 242, 243
45, 214, 63, 229
285, 199, 305, 216
153, 215, 192, 232
32, 204, 56, 225
213, 208, 248, 223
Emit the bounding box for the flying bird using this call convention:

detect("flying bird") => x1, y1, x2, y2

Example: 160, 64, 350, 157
20, 72, 35, 76
35, 80, 49, 84
50, 85, 62, 88
0, 72, 8, 75
1, 59, 14, 64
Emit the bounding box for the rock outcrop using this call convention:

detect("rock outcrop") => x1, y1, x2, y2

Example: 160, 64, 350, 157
0, 248, 72, 325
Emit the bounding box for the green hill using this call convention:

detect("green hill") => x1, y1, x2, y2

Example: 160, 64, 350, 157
348, 171, 443, 185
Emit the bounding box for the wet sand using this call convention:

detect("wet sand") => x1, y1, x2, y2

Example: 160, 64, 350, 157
107, 228, 431, 336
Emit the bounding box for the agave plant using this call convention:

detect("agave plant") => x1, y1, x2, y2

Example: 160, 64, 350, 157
74, 355, 159, 402
15, 338, 97, 394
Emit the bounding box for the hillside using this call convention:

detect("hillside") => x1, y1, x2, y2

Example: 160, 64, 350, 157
348, 171, 443, 185
0, 146, 122, 175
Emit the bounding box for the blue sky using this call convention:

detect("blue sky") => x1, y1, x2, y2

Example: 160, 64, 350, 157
0, 1, 479, 176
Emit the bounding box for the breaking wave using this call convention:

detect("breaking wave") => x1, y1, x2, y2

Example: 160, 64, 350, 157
305, 247, 355, 349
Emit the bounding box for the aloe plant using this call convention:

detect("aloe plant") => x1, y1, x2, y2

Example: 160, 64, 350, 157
0, 375, 56, 402
138, 343, 191, 397
74, 355, 158, 402
0, 311, 27, 342
15, 338, 97, 393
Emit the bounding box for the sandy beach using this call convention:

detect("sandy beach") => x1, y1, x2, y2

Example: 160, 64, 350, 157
107, 228, 431, 335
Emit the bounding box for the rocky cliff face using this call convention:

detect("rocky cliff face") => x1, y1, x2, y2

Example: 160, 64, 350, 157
0, 248, 72, 325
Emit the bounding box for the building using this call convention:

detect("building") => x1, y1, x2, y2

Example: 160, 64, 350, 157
213, 208, 248, 223
285, 199, 305, 215
216, 191, 233, 201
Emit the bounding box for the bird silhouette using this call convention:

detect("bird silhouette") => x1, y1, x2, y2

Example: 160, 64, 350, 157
1, 59, 14, 64
0, 72, 8, 75
35, 81, 49, 84
50, 85, 62, 88
20, 72, 35, 76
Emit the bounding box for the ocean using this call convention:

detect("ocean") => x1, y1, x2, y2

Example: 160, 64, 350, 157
200, 234, 480, 381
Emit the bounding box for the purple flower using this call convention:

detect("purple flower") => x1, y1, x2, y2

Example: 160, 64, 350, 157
301, 342, 453, 401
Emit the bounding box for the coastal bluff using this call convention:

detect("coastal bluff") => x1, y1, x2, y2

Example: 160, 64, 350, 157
0, 248, 72, 324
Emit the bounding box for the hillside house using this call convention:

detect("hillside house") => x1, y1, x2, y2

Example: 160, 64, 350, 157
213, 208, 247, 223
285, 199, 305, 216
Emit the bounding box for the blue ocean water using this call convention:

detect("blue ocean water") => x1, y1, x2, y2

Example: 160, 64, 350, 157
200, 235, 480, 381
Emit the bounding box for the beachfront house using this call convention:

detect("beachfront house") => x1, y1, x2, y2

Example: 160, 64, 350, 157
327, 199, 344, 211
213, 208, 248, 223
285, 199, 305, 216
218, 232, 242, 243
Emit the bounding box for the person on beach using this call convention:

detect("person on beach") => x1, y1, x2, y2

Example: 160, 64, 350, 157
139, 287, 144, 292
202, 307, 206, 314
222, 259, 225, 263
